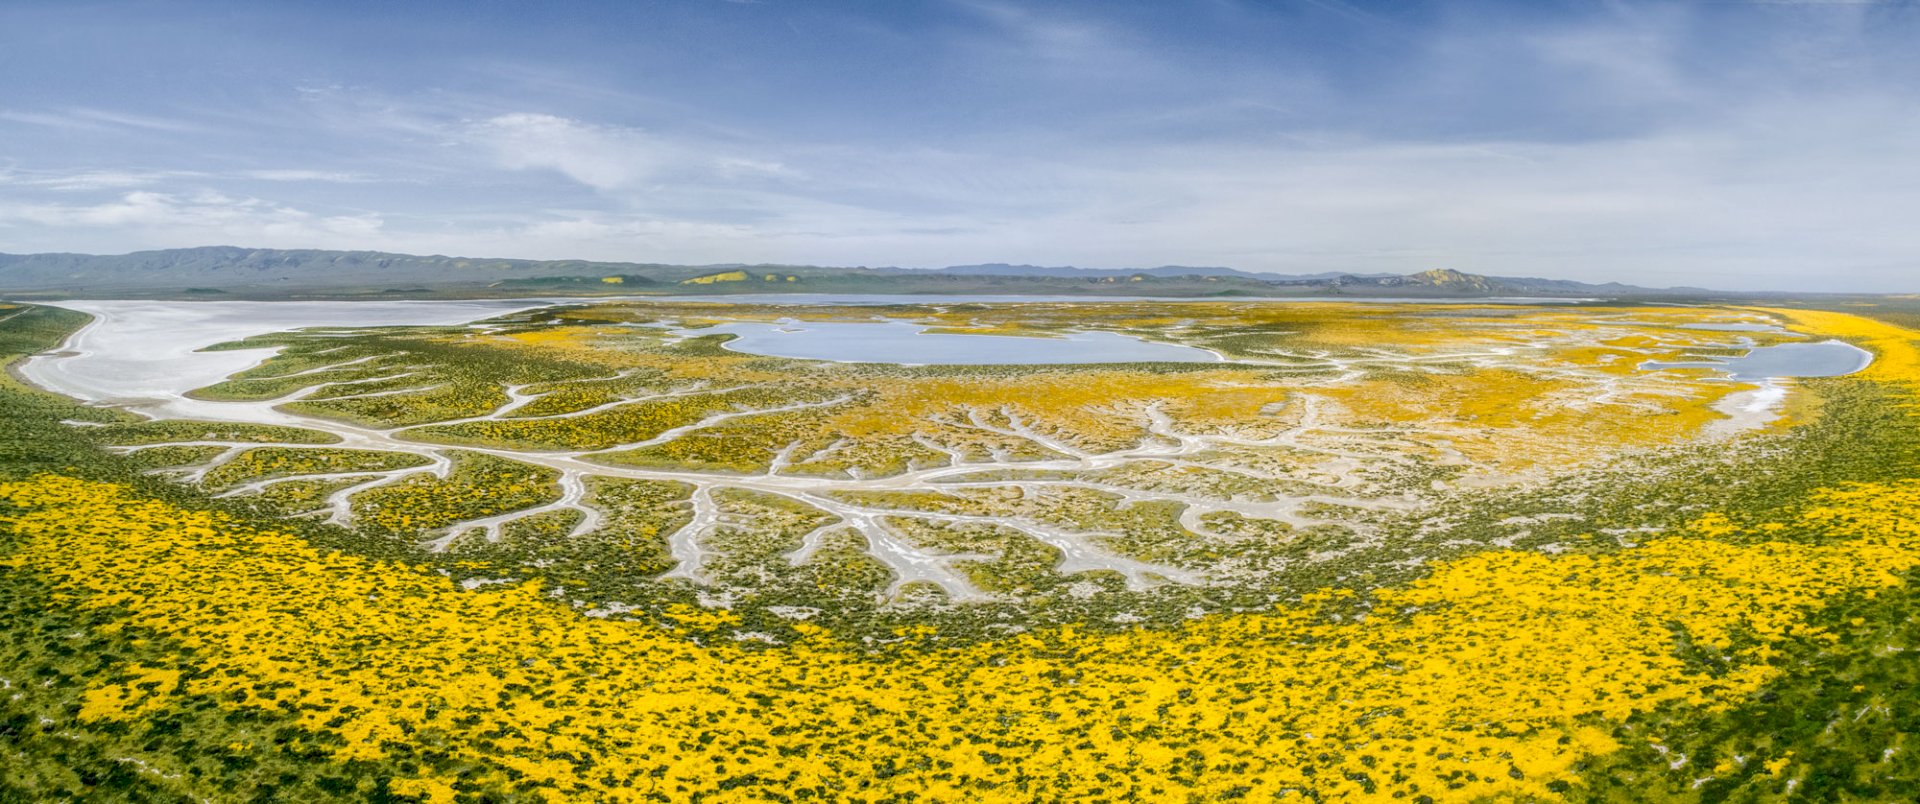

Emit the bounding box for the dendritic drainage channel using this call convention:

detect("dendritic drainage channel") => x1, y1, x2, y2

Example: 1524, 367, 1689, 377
24, 298, 1832, 605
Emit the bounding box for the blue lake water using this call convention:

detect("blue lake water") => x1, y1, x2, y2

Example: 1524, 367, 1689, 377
680, 320, 1222, 365
1642, 340, 1873, 381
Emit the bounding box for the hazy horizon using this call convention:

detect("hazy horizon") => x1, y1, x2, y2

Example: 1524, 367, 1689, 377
4, 1, 1919, 292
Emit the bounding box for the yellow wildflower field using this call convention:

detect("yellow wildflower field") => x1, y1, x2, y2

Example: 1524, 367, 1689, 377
6, 471, 1920, 801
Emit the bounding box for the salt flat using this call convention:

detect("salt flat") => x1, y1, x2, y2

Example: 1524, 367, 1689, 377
20, 299, 543, 422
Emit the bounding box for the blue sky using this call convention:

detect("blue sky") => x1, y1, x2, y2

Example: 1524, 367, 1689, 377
2, 0, 1918, 291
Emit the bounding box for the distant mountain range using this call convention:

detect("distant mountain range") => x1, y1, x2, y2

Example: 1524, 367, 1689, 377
934, 263, 1389, 281
0, 246, 1731, 300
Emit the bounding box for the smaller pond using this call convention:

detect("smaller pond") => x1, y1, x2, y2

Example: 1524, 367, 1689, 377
1642, 340, 1873, 382
679, 320, 1221, 365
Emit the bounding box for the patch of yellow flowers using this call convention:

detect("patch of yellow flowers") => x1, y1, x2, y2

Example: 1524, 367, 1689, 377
8, 472, 1920, 801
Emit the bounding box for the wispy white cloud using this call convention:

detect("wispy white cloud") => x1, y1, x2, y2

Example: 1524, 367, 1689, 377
957, 1, 1116, 63
465, 112, 801, 195
0, 107, 207, 134
0, 191, 383, 246
469, 113, 673, 191
1521, 10, 1690, 105
239, 169, 375, 183
0, 169, 203, 191
0, 167, 376, 191
712, 157, 795, 179
947, 0, 1174, 85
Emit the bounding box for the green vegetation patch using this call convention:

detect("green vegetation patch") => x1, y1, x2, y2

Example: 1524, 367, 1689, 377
89, 420, 339, 447
348, 452, 558, 537
197, 448, 432, 492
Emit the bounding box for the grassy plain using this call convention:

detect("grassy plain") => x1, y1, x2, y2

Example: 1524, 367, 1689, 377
3, 298, 1920, 800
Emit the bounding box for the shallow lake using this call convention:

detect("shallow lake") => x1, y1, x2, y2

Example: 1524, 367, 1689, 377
1642, 340, 1873, 381
682, 320, 1221, 365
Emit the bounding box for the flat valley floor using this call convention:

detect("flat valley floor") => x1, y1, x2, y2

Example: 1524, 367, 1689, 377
4, 297, 1920, 801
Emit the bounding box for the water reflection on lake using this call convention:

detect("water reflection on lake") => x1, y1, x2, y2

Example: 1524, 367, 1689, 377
1642, 340, 1873, 381
680, 320, 1221, 365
